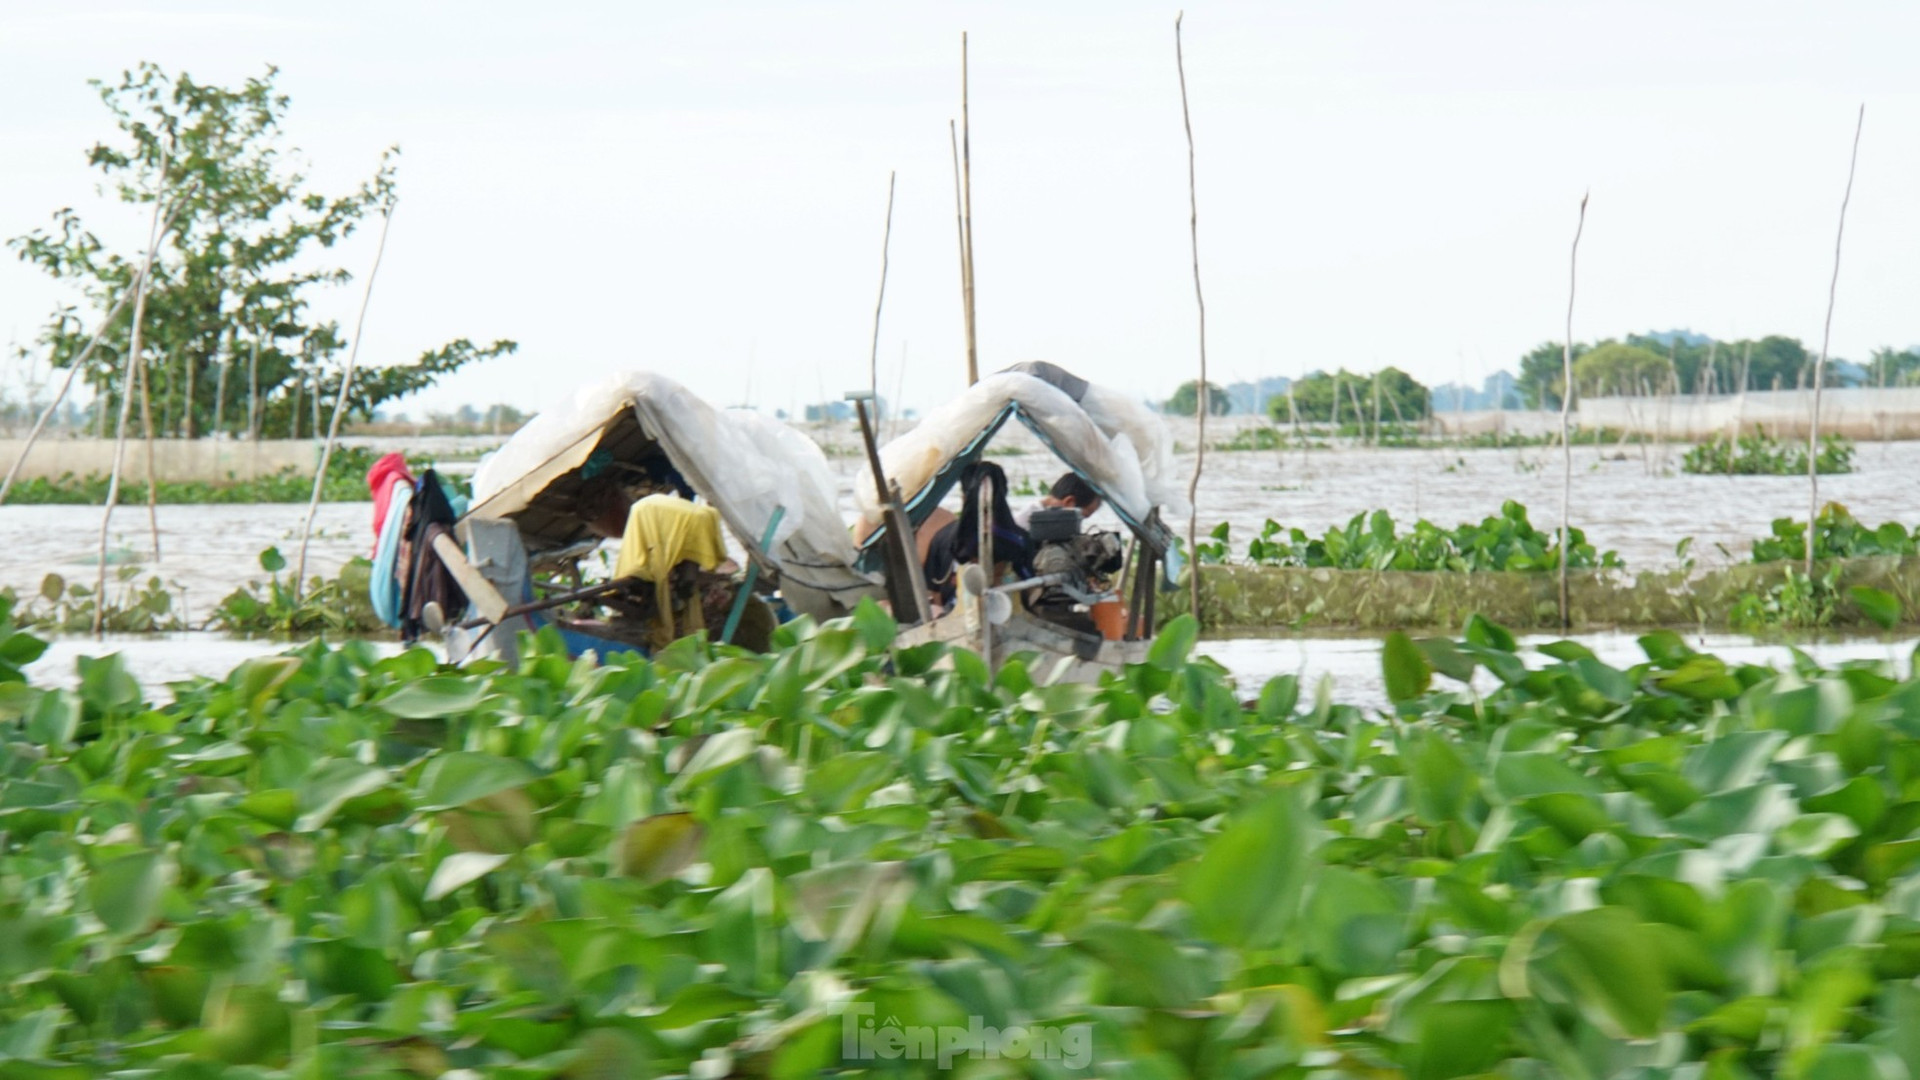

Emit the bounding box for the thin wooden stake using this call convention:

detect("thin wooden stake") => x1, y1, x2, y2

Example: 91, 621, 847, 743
959, 33, 979, 386
868, 172, 897, 405
1808, 104, 1864, 580
94, 147, 171, 635
295, 199, 397, 596
1558, 191, 1589, 632
949, 121, 975, 389
136, 350, 161, 560
1175, 11, 1209, 626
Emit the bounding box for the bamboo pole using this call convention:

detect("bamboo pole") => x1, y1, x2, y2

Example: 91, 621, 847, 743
960, 33, 979, 386
1558, 192, 1589, 632
295, 199, 397, 597
1174, 11, 1208, 625
94, 149, 171, 635
135, 350, 162, 560
867, 171, 897, 406
948, 121, 975, 387
212, 356, 229, 437
247, 324, 262, 440
1807, 104, 1864, 580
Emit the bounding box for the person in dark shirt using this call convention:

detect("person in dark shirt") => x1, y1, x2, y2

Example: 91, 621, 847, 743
922, 461, 1033, 610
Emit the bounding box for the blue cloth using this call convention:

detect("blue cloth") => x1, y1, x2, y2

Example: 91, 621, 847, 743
369, 485, 411, 628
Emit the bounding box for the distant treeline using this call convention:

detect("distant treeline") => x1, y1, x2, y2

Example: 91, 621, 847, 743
1161, 330, 1920, 417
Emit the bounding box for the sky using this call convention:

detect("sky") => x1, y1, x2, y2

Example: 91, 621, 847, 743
3, 0, 1918, 419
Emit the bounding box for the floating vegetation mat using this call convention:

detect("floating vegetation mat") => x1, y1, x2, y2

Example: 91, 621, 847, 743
11, 598, 1920, 1075
1178, 556, 1920, 630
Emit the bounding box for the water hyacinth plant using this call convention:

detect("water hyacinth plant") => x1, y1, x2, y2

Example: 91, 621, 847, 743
1198, 501, 1623, 573
5, 598, 1920, 1074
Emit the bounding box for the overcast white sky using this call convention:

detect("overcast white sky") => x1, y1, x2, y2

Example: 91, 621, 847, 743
3, 1, 1917, 418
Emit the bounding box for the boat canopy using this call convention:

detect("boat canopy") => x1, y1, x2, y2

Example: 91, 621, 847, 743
468, 371, 877, 618
853, 364, 1185, 573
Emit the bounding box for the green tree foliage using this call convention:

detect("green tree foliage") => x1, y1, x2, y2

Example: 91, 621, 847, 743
1270, 367, 1429, 425
1164, 379, 1231, 417
1519, 334, 1831, 407
9, 63, 515, 439
1572, 341, 1672, 397
1866, 347, 1920, 387
1515, 341, 1587, 409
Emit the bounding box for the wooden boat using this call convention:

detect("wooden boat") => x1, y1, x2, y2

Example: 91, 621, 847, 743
432, 371, 878, 663
850, 362, 1188, 681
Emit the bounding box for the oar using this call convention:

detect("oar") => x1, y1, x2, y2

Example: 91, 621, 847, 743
721, 505, 785, 645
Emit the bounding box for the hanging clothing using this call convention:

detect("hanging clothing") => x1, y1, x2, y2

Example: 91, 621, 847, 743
370, 484, 411, 628
612, 494, 728, 646
367, 452, 415, 543
399, 470, 468, 644
366, 452, 417, 630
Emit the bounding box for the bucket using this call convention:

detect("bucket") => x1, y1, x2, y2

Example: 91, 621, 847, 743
1090, 601, 1125, 641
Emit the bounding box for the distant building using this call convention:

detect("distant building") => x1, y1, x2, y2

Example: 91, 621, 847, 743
1431, 370, 1520, 412
1224, 376, 1291, 416
802, 397, 892, 423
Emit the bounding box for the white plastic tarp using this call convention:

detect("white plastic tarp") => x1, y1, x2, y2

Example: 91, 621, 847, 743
470, 371, 874, 614
853, 370, 1191, 528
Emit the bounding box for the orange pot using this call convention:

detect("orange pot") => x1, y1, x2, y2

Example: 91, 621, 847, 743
1090, 601, 1125, 641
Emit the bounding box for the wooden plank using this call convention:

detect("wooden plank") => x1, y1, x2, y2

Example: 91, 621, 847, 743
432, 532, 510, 625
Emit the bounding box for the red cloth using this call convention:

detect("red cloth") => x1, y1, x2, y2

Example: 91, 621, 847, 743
367, 452, 415, 540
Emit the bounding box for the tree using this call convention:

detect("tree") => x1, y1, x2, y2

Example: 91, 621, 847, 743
9, 63, 515, 439
1166, 379, 1231, 417
1866, 347, 1920, 388
1516, 341, 1589, 410
1572, 342, 1672, 397
1270, 368, 1429, 425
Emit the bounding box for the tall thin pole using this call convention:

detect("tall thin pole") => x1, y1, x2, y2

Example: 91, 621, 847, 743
1808, 104, 1864, 580
295, 199, 397, 595
1558, 192, 1589, 631
959, 33, 979, 386
94, 147, 171, 635
868, 172, 897, 407
1175, 11, 1208, 625
949, 121, 975, 387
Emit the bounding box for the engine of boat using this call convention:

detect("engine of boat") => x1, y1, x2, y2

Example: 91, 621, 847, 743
1032, 531, 1126, 602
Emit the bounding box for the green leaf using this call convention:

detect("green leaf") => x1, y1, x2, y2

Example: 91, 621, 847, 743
258, 546, 287, 573
89, 850, 171, 936
1535, 906, 1671, 1039
295, 760, 391, 831
424, 852, 510, 900
1383, 631, 1432, 703
1182, 783, 1317, 948
377, 676, 487, 718
1148, 614, 1200, 670
1464, 614, 1517, 652
615, 813, 704, 884
1850, 585, 1902, 629
417, 751, 538, 810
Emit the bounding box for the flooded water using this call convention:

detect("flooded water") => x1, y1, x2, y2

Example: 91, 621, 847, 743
945, 436, 1920, 572
0, 503, 369, 624
7, 438, 1918, 629
1206, 630, 1918, 711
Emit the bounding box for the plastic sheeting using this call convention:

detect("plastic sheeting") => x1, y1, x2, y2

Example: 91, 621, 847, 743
853, 370, 1190, 530
469, 371, 875, 617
